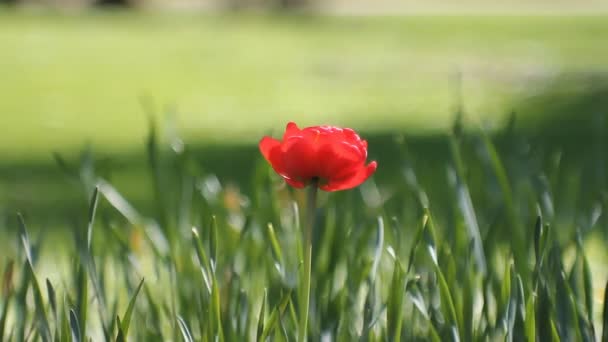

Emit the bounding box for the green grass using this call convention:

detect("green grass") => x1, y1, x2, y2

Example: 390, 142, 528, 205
1, 117, 608, 341
1, 11, 608, 160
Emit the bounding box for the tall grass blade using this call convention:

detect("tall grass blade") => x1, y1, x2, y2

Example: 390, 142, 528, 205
26, 261, 52, 342
369, 216, 384, 283
576, 232, 595, 332
209, 215, 218, 274
266, 223, 284, 275
192, 227, 212, 294
86, 186, 99, 251
387, 258, 405, 341
69, 309, 82, 342
525, 292, 535, 342
534, 216, 543, 268
556, 270, 582, 341
60, 297, 69, 342
429, 246, 460, 339
46, 279, 57, 322
98, 180, 144, 225
257, 289, 267, 341
177, 315, 194, 342
0, 293, 9, 342
17, 213, 33, 265
405, 215, 427, 275
210, 275, 224, 342
448, 135, 487, 274
260, 290, 292, 341
602, 280, 608, 342
116, 316, 125, 342
76, 265, 88, 341
120, 278, 145, 339
0, 260, 14, 341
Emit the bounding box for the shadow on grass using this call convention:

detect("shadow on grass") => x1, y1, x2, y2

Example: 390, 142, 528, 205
1, 73, 608, 229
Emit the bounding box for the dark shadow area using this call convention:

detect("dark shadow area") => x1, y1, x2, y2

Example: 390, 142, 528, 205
0, 127, 598, 228
1, 74, 608, 230
510, 73, 608, 150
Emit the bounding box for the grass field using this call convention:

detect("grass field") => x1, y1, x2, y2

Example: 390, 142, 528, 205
1, 11, 608, 161
1, 115, 608, 341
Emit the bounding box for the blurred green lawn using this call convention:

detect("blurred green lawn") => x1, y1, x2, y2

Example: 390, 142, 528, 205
1, 11, 608, 161
2, 10, 608, 222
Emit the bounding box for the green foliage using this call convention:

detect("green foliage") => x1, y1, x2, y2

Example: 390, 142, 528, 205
2, 115, 608, 341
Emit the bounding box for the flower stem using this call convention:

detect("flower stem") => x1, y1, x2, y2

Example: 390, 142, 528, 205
299, 179, 318, 342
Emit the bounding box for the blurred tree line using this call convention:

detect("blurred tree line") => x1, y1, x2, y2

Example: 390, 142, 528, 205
0, 0, 311, 9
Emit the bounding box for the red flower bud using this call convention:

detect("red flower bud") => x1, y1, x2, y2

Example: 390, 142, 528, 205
259, 122, 377, 191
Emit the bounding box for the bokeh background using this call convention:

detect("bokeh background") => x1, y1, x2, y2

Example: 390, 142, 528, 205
1, 0, 608, 224
3, 2, 608, 340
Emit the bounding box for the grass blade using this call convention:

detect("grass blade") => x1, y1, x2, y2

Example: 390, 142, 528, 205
46, 279, 57, 323
18, 213, 33, 265
536, 281, 553, 342
27, 261, 52, 342
550, 319, 561, 342
266, 223, 285, 275
534, 215, 543, 267
405, 215, 427, 275
369, 216, 384, 283
98, 180, 144, 226
555, 270, 582, 341
177, 315, 194, 342
209, 215, 218, 274
59, 297, 69, 342
525, 292, 535, 342
18, 215, 51, 341
192, 227, 212, 294
602, 279, 608, 342
0, 260, 14, 341
576, 231, 595, 331
423, 209, 461, 339
115, 316, 125, 342
69, 309, 82, 342
210, 275, 224, 342
76, 264, 88, 342
257, 289, 267, 341
433, 259, 461, 340
0, 293, 10, 342
119, 278, 145, 339
448, 134, 487, 274
260, 290, 292, 341
387, 258, 405, 341
86, 186, 99, 251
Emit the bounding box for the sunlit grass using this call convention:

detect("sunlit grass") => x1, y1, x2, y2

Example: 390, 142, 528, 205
1, 11, 608, 160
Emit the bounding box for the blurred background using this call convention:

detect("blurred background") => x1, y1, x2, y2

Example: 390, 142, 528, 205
1, 0, 608, 225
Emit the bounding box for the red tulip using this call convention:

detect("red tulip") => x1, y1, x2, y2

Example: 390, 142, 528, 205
259, 122, 377, 191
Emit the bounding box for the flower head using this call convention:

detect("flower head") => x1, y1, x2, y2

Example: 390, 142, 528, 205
259, 122, 377, 191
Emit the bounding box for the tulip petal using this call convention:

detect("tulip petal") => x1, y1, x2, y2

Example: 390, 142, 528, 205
283, 122, 301, 140
317, 141, 364, 180
259, 137, 281, 161
284, 177, 306, 188
282, 138, 319, 181
259, 136, 288, 178
321, 161, 377, 192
